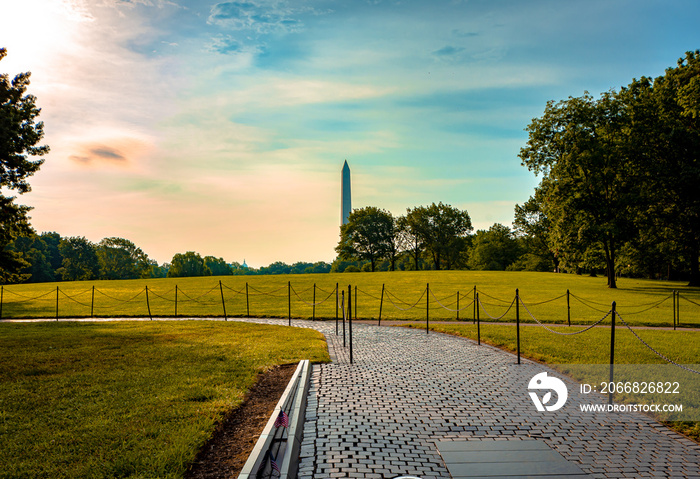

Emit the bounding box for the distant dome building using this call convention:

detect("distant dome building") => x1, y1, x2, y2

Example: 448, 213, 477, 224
242, 259, 248, 268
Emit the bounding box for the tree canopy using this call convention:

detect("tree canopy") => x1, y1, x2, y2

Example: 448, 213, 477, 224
405, 202, 472, 270
167, 251, 212, 278
519, 91, 634, 287
58, 237, 100, 281
0, 48, 49, 282
468, 223, 521, 271
336, 206, 394, 272
519, 50, 700, 286
97, 237, 150, 280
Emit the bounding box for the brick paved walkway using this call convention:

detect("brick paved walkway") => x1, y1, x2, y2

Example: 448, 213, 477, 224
276, 320, 699, 479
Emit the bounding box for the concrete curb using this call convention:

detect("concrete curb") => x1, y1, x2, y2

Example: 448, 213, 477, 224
280, 360, 311, 479
238, 359, 311, 479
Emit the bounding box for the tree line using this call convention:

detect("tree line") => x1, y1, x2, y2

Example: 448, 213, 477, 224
335, 203, 543, 273
3, 232, 336, 283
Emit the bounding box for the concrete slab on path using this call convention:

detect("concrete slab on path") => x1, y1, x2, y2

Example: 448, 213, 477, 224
436, 439, 590, 478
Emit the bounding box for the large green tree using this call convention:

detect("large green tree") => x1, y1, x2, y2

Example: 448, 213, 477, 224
0, 48, 49, 282
405, 202, 472, 270
203, 256, 232, 276
625, 51, 700, 285
40, 232, 63, 275
58, 237, 100, 281
97, 237, 150, 280
167, 252, 212, 278
468, 223, 522, 271
7, 233, 54, 282
519, 91, 635, 288
336, 206, 393, 272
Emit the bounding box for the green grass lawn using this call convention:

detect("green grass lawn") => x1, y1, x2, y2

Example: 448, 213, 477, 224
1, 271, 699, 328
0, 321, 329, 478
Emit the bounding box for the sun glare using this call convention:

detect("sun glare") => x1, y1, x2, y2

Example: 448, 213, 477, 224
0, 0, 91, 73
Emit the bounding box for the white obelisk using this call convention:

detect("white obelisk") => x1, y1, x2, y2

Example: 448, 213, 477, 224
341, 160, 351, 226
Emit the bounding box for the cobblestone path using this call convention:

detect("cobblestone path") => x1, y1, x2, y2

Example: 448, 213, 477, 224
281, 321, 700, 479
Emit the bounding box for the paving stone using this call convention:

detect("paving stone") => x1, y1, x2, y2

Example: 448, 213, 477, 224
232, 318, 700, 478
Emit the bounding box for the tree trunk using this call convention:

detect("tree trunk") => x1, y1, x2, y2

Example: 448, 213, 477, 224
603, 239, 617, 289
412, 239, 420, 271
433, 252, 440, 270
688, 243, 700, 287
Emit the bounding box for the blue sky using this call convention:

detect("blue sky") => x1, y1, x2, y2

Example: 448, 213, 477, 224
1, 0, 699, 266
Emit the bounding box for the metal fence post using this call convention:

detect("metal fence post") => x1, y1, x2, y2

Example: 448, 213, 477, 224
473, 285, 476, 324
335, 284, 339, 335
516, 289, 521, 365
378, 284, 384, 326
91, 286, 95, 318
219, 280, 227, 321
348, 285, 353, 364
609, 301, 616, 405
673, 290, 677, 330
342, 290, 346, 346
56, 286, 59, 321
677, 291, 680, 328
0, 285, 3, 320
567, 289, 571, 326
426, 283, 430, 334
246, 282, 250, 317
175, 285, 178, 317
476, 292, 481, 345
146, 286, 152, 320
456, 291, 459, 321
313, 283, 316, 321
288, 281, 291, 326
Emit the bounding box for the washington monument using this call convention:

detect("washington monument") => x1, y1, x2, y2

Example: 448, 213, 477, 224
341, 160, 351, 226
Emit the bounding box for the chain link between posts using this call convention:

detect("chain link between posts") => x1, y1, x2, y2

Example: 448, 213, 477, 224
384, 288, 426, 311
519, 296, 612, 335
477, 295, 515, 320
3, 288, 55, 301
290, 284, 336, 307
429, 288, 473, 312
680, 294, 700, 308
247, 284, 288, 297
356, 287, 381, 301
616, 311, 700, 375
58, 288, 93, 308
146, 287, 176, 302
176, 285, 220, 305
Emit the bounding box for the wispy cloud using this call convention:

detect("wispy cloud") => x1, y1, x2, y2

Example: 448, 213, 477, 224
70, 146, 126, 165
208, 1, 305, 33
206, 34, 265, 56
433, 45, 466, 57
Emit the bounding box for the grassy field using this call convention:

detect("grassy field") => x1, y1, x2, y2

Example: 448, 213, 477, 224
0, 321, 329, 478
1, 271, 700, 327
